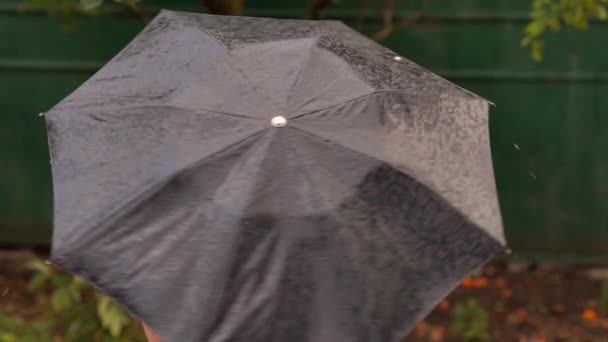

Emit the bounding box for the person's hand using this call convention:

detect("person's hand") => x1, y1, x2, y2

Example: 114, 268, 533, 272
142, 323, 161, 342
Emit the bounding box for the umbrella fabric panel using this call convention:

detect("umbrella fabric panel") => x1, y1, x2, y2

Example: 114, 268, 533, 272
46, 105, 266, 249
51, 121, 503, 341
292, 91, 504, 244
53, 10, 482, 121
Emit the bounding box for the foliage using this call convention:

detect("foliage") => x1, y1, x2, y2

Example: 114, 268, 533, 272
21, 0, 606, 61
450, 298, 490, 341
599, 280, 608, 316
523, 0, 608, 61
24, 0, 139, 15
0, 258, 145, 342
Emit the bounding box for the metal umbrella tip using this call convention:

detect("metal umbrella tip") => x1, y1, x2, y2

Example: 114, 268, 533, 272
271, 116, 287, 128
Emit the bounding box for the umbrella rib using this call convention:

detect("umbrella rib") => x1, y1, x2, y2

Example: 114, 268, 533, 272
290, 89, 484, 123
289, 93, 368, 121
288, 124, 402, 175
289, 90, 383, 121
53, 103, 260, 121
191, 22, 230, 52
291, 131, 416, 264
132, 104, 261, 121
285, 37, 317, 109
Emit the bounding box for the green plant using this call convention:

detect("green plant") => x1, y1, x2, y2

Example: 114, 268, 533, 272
0, 313, 54, 342
599, 280, 608, 316
20, 0, 608, 62
0, 258, 145, 342
523, 0, 608, 61
450, 298, 490, 341
24, 0, 139, 14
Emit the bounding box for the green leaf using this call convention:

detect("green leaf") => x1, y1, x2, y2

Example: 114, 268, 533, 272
525, 20, 546, 37
0, 332, 18, 342
80, 0, 103, 11
450, 299, 490, 341
51, 274, 72, 289
25, 259, 51, 275
65, 320, 83, 341
97, 296, 130, 337
51, 287, 73, 312
29, 273, 47, 291
72, 276, 87, 288
113, 0, 139, 9
532, 40, 544, 61
597, 6, 608, 19
68, 281, 83, 302
599, 280, 608, 315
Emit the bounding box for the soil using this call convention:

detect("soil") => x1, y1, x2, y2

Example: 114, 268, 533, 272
2, 249, 607, 341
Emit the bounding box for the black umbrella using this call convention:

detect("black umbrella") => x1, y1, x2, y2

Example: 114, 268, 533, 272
45, 10, 507, 342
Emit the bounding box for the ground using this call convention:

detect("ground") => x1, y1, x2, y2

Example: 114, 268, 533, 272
1, 249, 608, 341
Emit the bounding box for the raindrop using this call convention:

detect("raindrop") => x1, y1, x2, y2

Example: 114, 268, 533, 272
529, 171, 537, 180
513, 143, 520, 150
393, 56, 403, 61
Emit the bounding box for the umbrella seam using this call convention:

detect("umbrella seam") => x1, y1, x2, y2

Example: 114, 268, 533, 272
132, 104, 262, 121
177, 12, 230, 52
53, 103, 263, 121
285, 37, 318, 111
291, 89, 483, 122
288, 123, 405, 176
288, 124, 507, 248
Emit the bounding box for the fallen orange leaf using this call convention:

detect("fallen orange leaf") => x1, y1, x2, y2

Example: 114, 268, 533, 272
515, 308, 528, 321
501, 289, 513, 299
583, 309, 598, 323
439, 300, 450, 311
473, 277, 489, 288
430, 326, 446, 341
462, 277, 474, 288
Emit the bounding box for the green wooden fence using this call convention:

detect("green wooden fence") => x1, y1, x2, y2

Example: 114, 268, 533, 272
1, 0, 607, 262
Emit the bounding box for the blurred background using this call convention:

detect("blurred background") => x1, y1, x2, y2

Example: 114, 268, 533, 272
1, 0, 607, 341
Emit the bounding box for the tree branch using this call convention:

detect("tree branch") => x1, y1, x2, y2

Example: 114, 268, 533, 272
203, 0, 244, 16
356, 0, 371, 30
371, 0, 424, 41
306, 0, 340, 19
372, 0, 396, 40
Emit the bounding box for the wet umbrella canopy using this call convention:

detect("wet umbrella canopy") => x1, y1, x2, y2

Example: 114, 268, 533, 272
45, 10, 507, 342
